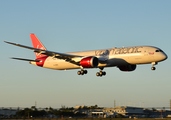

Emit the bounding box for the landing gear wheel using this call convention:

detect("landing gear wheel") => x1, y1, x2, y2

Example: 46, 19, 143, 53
96, 69, 106, 77
77, 70, 88, 75
81, 70, 84, 75
102, 71, 106, 75
96, 72, 100, 76
151, 67, 156, 70
77, 71, 81, 75
84, 70, 87, 74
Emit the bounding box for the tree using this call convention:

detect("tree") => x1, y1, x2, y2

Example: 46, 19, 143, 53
117, 114, 124, 118
152, 108, 157, 111
16, 107, 47, 118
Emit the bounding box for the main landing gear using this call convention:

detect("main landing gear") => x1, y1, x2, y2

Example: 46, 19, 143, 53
151, 62, 158, 70
96, 67, 106, 77
77, 67, 106, 77
77, 69, 87, 75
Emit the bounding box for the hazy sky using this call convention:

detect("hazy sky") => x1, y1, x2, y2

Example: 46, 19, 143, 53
1, 0, 171, 109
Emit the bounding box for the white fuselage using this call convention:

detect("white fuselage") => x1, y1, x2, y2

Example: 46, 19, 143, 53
31, 46, 167, 70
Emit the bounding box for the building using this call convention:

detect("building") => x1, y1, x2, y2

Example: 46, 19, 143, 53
74, 105, 171, 118
103, 106, 144, 116
144, 109, 171, 118
0, 108, 19, 116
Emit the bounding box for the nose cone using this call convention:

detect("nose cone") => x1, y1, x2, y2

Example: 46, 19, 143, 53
160, 52, 168, 61
155, 51, 168, 62
163, 53, 168, 60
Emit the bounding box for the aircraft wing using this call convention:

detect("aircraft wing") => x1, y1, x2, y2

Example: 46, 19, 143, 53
4, 41, 83, 66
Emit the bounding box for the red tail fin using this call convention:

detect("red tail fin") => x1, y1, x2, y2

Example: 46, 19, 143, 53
30, 33, 47, 58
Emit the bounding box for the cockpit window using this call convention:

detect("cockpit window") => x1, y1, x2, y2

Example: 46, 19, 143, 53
155, 49, 163, 52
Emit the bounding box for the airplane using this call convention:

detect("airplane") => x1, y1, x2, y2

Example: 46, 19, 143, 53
4, 34, 168, 77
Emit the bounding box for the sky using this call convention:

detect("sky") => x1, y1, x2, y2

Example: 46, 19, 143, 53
0, 0, 171, 109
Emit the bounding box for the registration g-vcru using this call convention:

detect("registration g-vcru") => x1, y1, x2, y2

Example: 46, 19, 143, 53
4, 34, 168, 77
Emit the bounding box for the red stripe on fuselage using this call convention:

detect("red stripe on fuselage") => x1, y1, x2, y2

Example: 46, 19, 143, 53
35, 56, 48, 67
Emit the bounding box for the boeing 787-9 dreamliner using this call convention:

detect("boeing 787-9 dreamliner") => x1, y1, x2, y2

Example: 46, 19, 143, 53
4, 34, 168, 77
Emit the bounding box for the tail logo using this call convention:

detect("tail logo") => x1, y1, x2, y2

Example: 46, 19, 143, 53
30, 33, 47, 58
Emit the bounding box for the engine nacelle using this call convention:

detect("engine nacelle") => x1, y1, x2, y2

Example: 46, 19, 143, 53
80, 56, 99, 68
118, 64, 136, 71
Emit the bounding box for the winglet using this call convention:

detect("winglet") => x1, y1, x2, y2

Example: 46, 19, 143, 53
30, 34, 47, 58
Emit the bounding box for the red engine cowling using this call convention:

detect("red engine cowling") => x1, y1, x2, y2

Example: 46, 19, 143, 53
118, 64, 136, 71
80, 56, 99, 68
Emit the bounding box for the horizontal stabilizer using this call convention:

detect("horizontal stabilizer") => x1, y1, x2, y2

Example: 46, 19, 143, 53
10, 57, 40, 62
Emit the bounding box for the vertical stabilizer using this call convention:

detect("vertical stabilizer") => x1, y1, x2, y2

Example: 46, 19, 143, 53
30, 33, 47, 58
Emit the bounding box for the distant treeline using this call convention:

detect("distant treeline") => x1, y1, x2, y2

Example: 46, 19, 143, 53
16, 106, 86, 118
0, 118, 168, 120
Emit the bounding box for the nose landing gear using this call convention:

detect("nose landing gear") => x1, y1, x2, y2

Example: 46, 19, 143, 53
151, 62, 158, 70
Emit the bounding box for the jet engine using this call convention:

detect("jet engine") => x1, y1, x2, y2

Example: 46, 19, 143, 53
118, 64, 136, 71
80, 56, 99, 68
